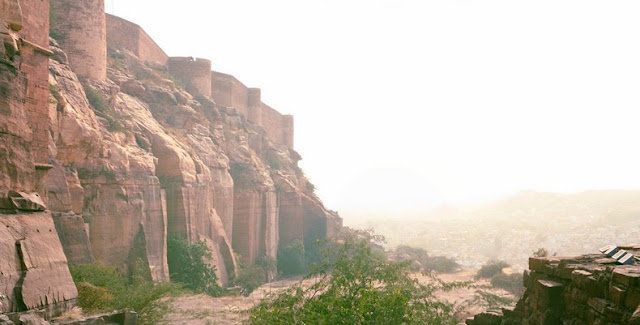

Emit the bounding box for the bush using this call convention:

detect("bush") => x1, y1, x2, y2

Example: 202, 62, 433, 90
475, 260, 510, 279
249, 235, 459, 324
277, 240, 306, 277
84, 86, 128, 132
233, 254, 277, 296
230, 162, 252, 188
69, 262, 182, 325
166, 234, 222, 296
424, 256, 461, 273
395, 245, 460, 273
75, 282, 113, 313
490, 273, 524, 296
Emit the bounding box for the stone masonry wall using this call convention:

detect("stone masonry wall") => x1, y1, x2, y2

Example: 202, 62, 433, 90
467, 247, 640, 325
18, 0, 52, 167
50, 0, 106, 80
106, 14, 168, 65
211, 71, 249, 117
168, 57, 212, 97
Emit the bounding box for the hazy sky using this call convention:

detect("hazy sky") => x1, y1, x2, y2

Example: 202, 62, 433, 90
107, 1, 640, 222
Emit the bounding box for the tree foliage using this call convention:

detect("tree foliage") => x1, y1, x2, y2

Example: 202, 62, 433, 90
250, 235, 458, 325
395, 245, 461, 273
277, 239, 307, 277
166, 234, 222, 296
475, 260, 510, 279
69, 261, 182, 325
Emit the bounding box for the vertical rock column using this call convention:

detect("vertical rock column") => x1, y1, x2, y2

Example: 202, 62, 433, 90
50, 0, 107, 80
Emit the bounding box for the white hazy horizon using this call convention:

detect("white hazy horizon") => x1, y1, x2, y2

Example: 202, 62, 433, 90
106, 1, 640, 223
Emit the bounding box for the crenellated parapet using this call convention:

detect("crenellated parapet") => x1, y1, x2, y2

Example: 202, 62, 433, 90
50, 0, 106, 80
168, 57, 212, 97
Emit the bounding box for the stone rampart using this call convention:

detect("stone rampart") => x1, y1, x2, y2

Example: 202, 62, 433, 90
106, 14, 168, 65
211, 71, 294, 148
18, 0, 52, 166
168, 57, 212, 97
50, 0, 106, 80
211, 71, 249, 116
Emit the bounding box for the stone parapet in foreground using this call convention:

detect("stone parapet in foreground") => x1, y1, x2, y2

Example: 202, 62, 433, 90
467, 246, 640, 325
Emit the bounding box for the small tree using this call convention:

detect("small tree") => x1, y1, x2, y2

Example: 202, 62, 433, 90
277, 239, 306, 277
166, 234, 222, 296
250, 235, 459, 324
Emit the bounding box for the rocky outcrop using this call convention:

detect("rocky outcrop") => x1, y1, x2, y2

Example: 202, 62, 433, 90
467, 246, 640, 325
0, 212, 78, 317
0, 10, 78, 319
1, 0, 341, 318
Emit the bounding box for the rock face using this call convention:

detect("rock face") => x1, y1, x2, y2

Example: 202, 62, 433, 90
467, 246, 640, 325
0, 4, 78, 319
0, 0, 342, 319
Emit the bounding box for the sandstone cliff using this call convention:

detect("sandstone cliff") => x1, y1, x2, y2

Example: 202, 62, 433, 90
0, 0, 341, 319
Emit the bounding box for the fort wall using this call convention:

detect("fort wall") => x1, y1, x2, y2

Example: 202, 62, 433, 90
106, 14, 168, 65
50, 0, 106, 80
19, 0, 52, 165
247, 88, 262, 125
211, 71, 249, 117
211, 71, 294, 148
168, 57, 212, 97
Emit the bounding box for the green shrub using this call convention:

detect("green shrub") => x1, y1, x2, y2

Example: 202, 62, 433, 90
85, 87, 109, 113
230, 162, 252, 188
475, 260, 510, 279
250, 235, 459, 325
423, 256, 461, 273
69, 262, 182, 325
166, 234, 222, 296
84, 86, 128, 132
277, 240, 306, 277
490, 273, 524, 296
394, 245, 460, 273
75, 282, 114, 313
265, 153, 281, 170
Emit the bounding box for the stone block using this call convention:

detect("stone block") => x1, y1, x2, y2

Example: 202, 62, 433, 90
572, 270, 593, 289
625, 287, 640, 309
587, 297, 609, 314
536, 279, 564, 309
608, 284, 626, 306
8, 190, 46, 211
612, 267, 640, 288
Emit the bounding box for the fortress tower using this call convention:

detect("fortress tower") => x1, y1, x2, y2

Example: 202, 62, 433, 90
247, 88, 262, 125
168, 57, 212, 97
50, 0, 107, 80
282, 115, 294, 149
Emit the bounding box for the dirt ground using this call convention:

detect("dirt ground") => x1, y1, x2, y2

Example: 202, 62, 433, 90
162, 271, 516, 324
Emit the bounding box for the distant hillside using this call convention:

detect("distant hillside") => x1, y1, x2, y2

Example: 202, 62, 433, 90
351, 190, 640, 270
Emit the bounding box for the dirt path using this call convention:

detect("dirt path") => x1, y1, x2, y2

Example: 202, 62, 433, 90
162, 271, 516, 324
